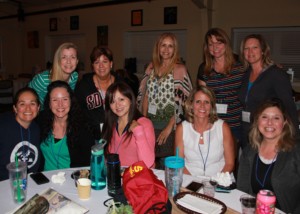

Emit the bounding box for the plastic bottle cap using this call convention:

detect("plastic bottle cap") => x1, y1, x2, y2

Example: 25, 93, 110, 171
165, 156, 184, 169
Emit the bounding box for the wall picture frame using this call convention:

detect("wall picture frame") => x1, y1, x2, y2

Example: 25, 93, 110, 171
49, 18, 57, 31
164, 7, 177, 24
131, 10, 143, 26
97, 25, 108, 46
70, 15, 79, 30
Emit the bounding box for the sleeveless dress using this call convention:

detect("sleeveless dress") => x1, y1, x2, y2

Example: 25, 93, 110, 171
182, 119, 225, 177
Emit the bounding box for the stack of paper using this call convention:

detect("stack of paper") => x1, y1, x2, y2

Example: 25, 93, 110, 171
177, 194, 223, 214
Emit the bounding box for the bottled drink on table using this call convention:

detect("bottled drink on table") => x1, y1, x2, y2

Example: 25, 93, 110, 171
107, 153, 121, 197
256, 189, 276, 214
90, 139, 106, 190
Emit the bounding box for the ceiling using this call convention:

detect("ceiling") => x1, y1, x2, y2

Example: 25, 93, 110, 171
0, 0, 110, 18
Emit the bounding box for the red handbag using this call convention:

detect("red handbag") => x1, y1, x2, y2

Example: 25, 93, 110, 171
122, 161, 169, 213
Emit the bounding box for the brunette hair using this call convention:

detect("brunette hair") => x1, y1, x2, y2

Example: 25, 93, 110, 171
50, 42, 78, 81
184, 85, 218, 124
203, 28, 235, 76
102, 81, 142, 151
13, 87, 40, 107
40, 80, 83, 148
152, 32, 181, 79
249, 98, 295, 152
90, 46, 113, 70
239, 34, 273, 69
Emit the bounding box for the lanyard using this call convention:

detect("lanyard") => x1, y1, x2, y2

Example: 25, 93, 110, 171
198, 130, 210, 176
19, 125, 30, 163
255, 153, 277, 188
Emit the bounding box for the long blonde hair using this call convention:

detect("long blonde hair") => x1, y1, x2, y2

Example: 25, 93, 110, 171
50, 42, 78, 81
152, 32, 181, 79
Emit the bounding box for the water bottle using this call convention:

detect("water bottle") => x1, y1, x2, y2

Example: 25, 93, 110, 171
90, 139, 107, 190
106, 153, 121, 197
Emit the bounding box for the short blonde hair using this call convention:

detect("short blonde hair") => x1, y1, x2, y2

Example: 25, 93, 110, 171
184, 85, 218, 124
50, 42, 78, 81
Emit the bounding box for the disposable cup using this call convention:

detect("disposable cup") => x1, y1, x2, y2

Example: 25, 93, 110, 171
6, 161, 27, 204
240, 194, 256, 214
203, 181, 215, 197
77, 178, 91, 200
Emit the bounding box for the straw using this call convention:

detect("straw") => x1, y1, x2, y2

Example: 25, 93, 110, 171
15, 153, 21, 203
174, 147, 179, 196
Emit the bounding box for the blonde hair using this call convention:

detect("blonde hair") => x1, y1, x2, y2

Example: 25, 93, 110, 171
50, 42, 78, 81
239, 34, 273, 70
249, 98, 295, 152
152, 32, 181, 79
203, 28, 235, 76
184, 85, 218, 124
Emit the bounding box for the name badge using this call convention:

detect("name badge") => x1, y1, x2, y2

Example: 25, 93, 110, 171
242, 111, 251, 123
216, 103, 228, 114
148, 104, 157, 115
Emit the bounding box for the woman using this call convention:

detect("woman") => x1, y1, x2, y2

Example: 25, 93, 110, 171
197, 28, 245, 143
29, 42, 79, 109
237, 98, 300, 213
102, 82, 155, 168
137, 32, 193, 168
238, 34, 299, 149
40, 81, 94, 171
75, 46, 116, 140
0, 88, 41, 181
175, 86, 235, 177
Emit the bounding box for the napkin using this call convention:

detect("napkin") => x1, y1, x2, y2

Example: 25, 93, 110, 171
51, 172, 66, 185
177, 194, 223, 214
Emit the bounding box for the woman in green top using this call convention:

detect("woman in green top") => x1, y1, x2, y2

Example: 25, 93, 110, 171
39, 81, 94, 171
29, 42, 79, 109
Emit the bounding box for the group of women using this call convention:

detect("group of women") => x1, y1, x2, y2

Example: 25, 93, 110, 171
0, 29, 299, 213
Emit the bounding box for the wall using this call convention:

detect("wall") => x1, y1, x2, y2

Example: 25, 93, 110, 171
0, 0, 203, 84
0, 0, 300, 84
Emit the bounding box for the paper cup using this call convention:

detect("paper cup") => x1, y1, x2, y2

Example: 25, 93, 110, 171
77, 178, 91, 200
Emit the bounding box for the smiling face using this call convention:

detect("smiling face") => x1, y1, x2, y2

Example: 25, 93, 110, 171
14, 91, 40, 128
258, 106, 285, 142
60, 48, 78, 75
243, 38, 263, 66
110, 90, 131, 121
192, 91, 212, 119
159, 37, 175, 61
208, 35, 226, 59
49, 87, 71, 120
93, 54, 112, 79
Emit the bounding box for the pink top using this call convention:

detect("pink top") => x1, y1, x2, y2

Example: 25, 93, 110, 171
108, 117, 155, 168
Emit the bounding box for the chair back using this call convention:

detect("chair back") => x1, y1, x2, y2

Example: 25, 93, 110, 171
0, 80, 13, 104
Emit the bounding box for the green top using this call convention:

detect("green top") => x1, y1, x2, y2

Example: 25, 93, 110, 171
40, 134, 70, 171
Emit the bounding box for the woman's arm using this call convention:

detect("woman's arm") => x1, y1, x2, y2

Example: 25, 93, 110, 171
175, 123, 191, 174
157, 115, 175, 145
141, 91, 148, 117
221, 122, 235, 173
130, 118, 155, 168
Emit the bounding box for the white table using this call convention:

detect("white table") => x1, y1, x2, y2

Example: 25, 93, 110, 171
1, 168, 285, 214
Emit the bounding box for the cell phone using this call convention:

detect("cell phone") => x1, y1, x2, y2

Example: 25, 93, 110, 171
30, 172, 50, 185
185, 181, 203, 192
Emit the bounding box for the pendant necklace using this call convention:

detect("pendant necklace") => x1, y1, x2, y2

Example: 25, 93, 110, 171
96, 75, 112, 109
19, 125, 30, 163
198, 130, 210, 176
113, 123, 129, 154
255, 153, 278, 188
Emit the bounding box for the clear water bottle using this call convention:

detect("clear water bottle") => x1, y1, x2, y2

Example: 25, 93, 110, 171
107, 153, 121, 197
90, 139, 106, 190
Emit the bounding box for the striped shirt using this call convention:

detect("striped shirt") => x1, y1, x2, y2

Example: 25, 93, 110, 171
28, 70, 78, 109
198, 62, 245, 128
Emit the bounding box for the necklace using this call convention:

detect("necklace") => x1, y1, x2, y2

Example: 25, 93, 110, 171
255, 153, 277, 188
198, 130, 210, 176
19, 125, 31, 163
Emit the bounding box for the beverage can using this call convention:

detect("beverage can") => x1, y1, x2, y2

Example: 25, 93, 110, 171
256, 190, 276, 214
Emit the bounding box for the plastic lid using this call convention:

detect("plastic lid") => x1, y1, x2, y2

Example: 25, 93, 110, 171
165, 156, 184, 169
